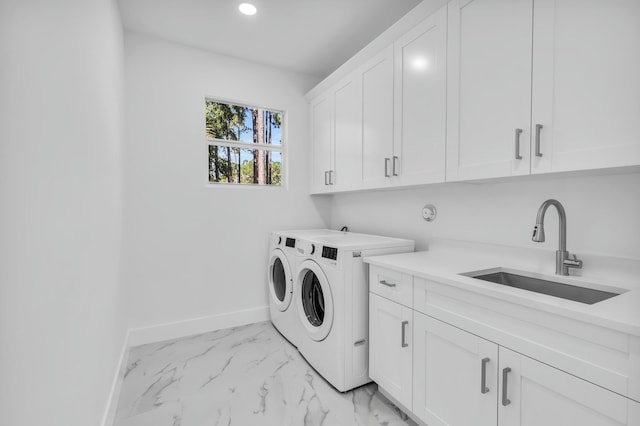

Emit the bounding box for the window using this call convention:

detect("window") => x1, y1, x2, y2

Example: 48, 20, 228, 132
205, 99, 284, 186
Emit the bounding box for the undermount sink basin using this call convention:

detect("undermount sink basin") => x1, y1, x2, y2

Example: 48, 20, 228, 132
463, 268, 622, 305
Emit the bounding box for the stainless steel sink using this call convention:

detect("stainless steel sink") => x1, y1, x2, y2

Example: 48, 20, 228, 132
464, 269, 622, 305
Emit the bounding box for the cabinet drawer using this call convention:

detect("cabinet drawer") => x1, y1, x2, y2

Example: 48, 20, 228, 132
369, 265, 413, 308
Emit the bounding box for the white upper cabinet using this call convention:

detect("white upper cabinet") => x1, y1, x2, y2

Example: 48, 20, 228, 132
309, 0, 640, 192
530, 0, 640, 173
333, 74, 363, 192
446, 0, 534, 182
309, 94, 332, 193
309, 73, 362, 194
361, 46, 395, 189
447, 0, 640, 182
393, 6, 448, 186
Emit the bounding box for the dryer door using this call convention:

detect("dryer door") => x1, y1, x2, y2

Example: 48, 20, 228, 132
296, 259, 334, 341
268, 249, 293, 311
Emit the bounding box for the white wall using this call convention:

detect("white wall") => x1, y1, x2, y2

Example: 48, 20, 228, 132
0, 1, 125, 425
330, 171, 640, 261
122, 33, 330, 329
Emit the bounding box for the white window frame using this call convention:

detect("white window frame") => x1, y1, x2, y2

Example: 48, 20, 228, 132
205, 97, 287, 189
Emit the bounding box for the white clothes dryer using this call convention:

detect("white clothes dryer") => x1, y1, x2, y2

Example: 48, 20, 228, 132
267, 229, 341, 348
293, 232, 414, 392
268, 232, 299, 347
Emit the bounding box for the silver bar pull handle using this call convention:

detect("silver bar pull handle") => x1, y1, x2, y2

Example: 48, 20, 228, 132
329, 170, 334, 185
535, 124, 544, 157
379, 279, 396, 288
392, 156, 399, 176
401, 320, 409, 348
502, 367, 512, 406
324, 171, 329, 186
354, 339, 366, 346
384, 158, 391, 177
481, 357, 490, 394
514, 129, 523, 160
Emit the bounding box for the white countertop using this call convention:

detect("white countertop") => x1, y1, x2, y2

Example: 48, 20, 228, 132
364, 242, 640, 336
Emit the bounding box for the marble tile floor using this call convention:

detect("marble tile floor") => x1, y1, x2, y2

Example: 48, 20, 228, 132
113, 321, 417, 426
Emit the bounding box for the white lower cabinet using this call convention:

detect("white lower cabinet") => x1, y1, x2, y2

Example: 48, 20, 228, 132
409, 312, 640, 426
369, 264, 640, 426
413, 312, 497, 426
499, 347, 640, 426
369, 293, 413, 409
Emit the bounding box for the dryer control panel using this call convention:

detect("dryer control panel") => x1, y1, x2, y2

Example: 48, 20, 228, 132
322, 246, 338, 261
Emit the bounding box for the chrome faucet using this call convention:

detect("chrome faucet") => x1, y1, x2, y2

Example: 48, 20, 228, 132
532, 199, 583, 276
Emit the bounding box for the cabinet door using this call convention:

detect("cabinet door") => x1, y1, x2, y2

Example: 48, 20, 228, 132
499, 347, 640, 426
369, 293, 413, 409
309, 94, 333, 193
446, 0, 533, 182
531, 0, 640, 174
413, 312, 498, 426
361, 46, 394, 188
333, 74, 363, 191
393, 5, 447, 186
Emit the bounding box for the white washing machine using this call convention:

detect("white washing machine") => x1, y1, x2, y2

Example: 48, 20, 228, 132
293, 232, 414, 392
267, 229, 340, 348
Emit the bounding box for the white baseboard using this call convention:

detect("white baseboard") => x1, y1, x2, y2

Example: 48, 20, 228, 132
101, 331, 130, 426
127, 306, 270, 346
101, 306, 270, 425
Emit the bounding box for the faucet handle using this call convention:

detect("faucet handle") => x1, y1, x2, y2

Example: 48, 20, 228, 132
564, 253, 583, 269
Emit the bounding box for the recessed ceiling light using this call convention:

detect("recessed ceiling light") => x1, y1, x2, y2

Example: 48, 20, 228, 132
239, 3, 257, 16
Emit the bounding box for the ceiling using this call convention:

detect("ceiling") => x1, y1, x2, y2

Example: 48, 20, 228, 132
118, 0, 423, 79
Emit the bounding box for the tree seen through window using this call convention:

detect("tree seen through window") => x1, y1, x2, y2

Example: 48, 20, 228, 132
206, 100, 283, 185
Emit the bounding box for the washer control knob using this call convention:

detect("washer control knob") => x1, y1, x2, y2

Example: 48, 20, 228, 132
311, 244, 316, 255
278, 236, 282, 245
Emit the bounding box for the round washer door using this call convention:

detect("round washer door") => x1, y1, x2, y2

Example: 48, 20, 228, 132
295, 259, 333, 341
268, 249, 292, 311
